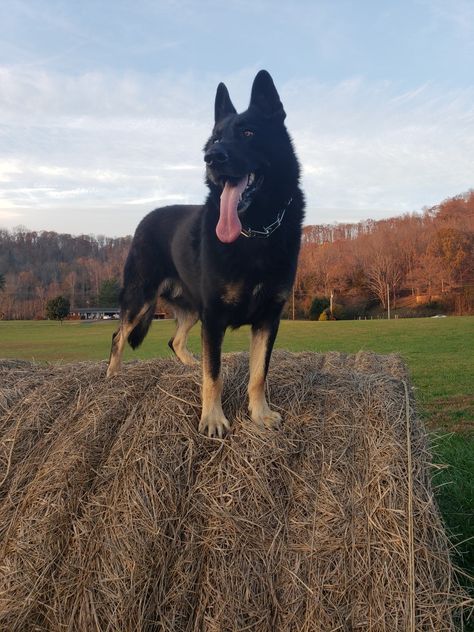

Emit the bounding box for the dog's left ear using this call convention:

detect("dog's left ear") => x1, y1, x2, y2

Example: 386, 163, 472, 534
215, 83, 237, 123
249, 70, 286, 121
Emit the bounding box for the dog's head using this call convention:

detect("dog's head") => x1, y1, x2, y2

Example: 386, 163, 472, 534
204, 70, 297, 243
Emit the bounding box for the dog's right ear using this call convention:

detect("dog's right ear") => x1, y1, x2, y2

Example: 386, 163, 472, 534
214, 83, 237, 123
249, 70, 286, 121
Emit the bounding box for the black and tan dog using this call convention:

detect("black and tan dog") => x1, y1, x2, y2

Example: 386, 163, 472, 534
107, 70, 305, 437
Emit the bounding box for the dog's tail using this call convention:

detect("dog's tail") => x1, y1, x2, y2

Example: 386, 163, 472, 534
127, 304, 155, 350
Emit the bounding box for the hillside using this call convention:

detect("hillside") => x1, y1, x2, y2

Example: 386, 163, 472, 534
0, 191, 473, 319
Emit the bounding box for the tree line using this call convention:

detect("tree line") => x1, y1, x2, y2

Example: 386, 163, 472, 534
0, 190, 473, 320
0, 231, 130, 319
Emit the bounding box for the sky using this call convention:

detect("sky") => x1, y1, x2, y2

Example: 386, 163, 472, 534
0, 0, 473, 237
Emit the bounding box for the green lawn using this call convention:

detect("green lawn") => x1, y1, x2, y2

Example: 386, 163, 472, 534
0, 316, 473, 608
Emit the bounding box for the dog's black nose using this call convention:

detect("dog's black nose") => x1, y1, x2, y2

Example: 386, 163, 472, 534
204, 147, 228, 165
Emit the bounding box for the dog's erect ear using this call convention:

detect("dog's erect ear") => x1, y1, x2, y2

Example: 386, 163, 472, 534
249, 70, 286, 121
214, 82, 237, 123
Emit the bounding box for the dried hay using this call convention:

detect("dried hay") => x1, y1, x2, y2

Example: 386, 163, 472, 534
0, 351, 470, 631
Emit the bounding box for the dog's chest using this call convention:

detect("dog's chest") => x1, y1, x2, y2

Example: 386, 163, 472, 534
220, 281, 263, 304
220, 280, 289, 324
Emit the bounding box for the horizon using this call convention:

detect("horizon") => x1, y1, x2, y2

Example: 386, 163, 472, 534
3, 187, 470, 240
1, 0, 474, 236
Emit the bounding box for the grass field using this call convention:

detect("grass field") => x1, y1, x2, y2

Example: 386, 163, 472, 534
1, 316, 473, 604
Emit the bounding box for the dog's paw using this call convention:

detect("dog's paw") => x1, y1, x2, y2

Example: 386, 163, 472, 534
199, 411, 230, 438
106, 365, 120, 379
181, 353, 199, 366
176, 348, 199, 366
251, 408, 282, 430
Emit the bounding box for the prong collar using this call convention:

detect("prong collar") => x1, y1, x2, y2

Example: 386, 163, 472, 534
240, 197, 293, 239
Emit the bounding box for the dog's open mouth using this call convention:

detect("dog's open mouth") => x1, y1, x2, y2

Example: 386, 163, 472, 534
238, 173, 264, 212
216, 173, 263, 243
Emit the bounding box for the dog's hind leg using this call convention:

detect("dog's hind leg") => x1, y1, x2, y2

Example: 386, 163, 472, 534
248, 319, 281, 430
107, 302, 155, 378
168, 307, 199, 365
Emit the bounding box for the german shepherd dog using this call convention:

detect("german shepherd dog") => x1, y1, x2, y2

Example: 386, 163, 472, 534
107, 70, 304, 437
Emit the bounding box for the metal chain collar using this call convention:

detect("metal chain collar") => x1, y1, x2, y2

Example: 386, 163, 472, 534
240, 197, 293, 239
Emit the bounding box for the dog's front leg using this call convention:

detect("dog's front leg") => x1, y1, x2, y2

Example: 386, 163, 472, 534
248, 320, 281, 430
199, 317, 230, 438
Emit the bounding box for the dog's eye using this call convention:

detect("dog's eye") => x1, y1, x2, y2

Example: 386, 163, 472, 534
213, 138, 220, 144
242, 129, 254, 138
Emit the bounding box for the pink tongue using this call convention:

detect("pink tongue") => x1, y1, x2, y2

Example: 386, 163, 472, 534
216, 177, 247, 243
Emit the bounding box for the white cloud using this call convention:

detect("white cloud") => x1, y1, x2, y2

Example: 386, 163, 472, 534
0, 159, 23, 182
46, 188, 92, 199
124, 193, 188, 205
36, 165, 125, 183
36, 165, 71, 177
0, 211, 22, 221
163, 163, 201, 171
0, 192, 23, 222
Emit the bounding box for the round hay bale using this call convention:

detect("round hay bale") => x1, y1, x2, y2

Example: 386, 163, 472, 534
0, 351, 469, 631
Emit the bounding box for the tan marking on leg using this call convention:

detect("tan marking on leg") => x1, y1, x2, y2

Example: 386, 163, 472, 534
198, 334, 230, 438
106, 304, 150, 378
171, 309, 198, 365
221, 282, 244, 305
107, 326, 127, 377
159, 278, 184, 299
248, 328, 281, 429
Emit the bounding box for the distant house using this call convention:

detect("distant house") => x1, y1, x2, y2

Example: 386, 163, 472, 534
69, 308, 166, 320
69, 307, 119, 320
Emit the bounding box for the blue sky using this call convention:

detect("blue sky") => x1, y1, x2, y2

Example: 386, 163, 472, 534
0, 0, 473, 236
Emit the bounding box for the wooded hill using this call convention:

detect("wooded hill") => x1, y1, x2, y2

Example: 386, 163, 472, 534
1, 190, 473, 320
296, 190, 474, 318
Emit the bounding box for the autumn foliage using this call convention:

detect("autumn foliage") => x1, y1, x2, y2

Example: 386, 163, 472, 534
0, 191, 473, 320
294, 190, 474, 318
0, 232, 131, 319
